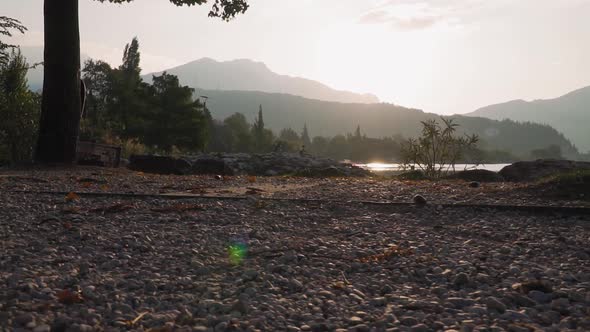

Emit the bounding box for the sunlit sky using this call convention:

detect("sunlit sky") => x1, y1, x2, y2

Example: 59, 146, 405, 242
5, 0, 590, 114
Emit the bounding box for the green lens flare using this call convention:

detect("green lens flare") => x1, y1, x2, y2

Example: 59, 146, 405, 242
228, 243, 247, 265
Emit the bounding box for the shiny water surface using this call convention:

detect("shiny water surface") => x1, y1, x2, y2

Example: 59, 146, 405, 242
356, 163, 510, 172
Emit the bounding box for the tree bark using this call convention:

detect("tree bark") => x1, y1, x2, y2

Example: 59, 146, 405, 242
35, 0, 81, 163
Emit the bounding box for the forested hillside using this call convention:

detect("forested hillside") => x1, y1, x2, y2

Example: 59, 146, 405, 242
197, 89, 579, 159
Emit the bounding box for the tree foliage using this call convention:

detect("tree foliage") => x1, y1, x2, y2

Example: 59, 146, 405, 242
0, 49, 40, 163
0, 16, 27, 67
93, 0, 249, 20
145, 72, 210, 151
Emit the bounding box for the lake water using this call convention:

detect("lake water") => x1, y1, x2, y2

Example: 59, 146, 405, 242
355, 163, 510, 173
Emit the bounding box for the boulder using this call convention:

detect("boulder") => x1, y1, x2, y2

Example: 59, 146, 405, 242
446, 169, 504, 182
191, 157, 234, 175
129, 152, 373, 177
499, 159, 590, 182
129, 155, 192, 175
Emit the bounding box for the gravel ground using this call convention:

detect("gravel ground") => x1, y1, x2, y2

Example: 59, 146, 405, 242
1, 167, 589, 332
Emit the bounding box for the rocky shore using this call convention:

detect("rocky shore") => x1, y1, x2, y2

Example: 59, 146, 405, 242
128, 153, 371, 177
1, 168, 589, 332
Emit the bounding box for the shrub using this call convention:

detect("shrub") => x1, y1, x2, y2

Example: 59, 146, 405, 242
0, 49, 40, 164
401, 117, 479, 178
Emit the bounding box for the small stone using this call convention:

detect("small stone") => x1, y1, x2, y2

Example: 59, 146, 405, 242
242, 270, 259, 281
347, 324, 370, 332
381, 284, 394, 295
410, 324, 429, 332
446, 297, 475, 309
469, 181, 480, 188
33, 325, 51, 332
485, 297, 506, 313
413, 195, 427, 205
231, 300, 249, 314
215, 322, 228, 332
77, 324, 94, 332
528, 290, 552, 304
348, 316, 363, 325
370, 297, 387, 307
453, 273, 470, 287
15, 313, 34, 326
513, 294, 537, 307
400, 317, 419, 326
507, 324, 529, 332
500, 310, 530, 322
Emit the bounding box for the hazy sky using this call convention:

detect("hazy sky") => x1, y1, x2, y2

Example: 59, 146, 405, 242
5, 0, 590, 114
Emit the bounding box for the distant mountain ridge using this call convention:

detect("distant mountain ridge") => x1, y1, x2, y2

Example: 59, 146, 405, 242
143, 58, 379, 104
467, 86, 590, 152
195, 88, 579, 159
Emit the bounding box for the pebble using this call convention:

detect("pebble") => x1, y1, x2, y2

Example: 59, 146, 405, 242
1, 172, 589, 331
485, 297, 506, 313
453, 273, 470, 287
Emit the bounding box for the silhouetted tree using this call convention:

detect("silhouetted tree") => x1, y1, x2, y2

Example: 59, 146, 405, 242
252, 105, 271, 152
354, 125, 361, 140
224, 112, 253, 152
81, 59, 114, 138
36, 0, 249, 163
143, 72, 209, 152
301, 123, 311, 148
110, 37, 148, 138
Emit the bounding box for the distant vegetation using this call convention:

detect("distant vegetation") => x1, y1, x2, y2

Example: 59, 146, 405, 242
191, 89, 581, 161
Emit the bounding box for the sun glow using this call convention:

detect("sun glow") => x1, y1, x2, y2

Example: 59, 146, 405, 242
313, 20, 445, 107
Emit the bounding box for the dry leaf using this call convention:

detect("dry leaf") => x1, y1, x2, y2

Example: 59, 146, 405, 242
57, 289, 83, 304
126, 312, 148, 327
332, 281, 346, 289
81, 182, 92, 188
247, 176, 257, 183
100, 185, 109, 191
65, 192, 80, 202
358, 245, 414, 263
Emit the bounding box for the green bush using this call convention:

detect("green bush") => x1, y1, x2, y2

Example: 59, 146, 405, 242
401, 117, 479, 178
0, 49, 40, 164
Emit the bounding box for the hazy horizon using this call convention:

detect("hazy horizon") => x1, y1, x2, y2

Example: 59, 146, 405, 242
5, 0, 590, 115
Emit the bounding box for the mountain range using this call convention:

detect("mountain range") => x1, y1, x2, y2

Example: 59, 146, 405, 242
143, 58, 379, 104
467, 86, 590, 152
194, 88, 578, 159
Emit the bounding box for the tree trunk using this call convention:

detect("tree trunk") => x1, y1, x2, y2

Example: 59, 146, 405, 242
35, 0, 81, 163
